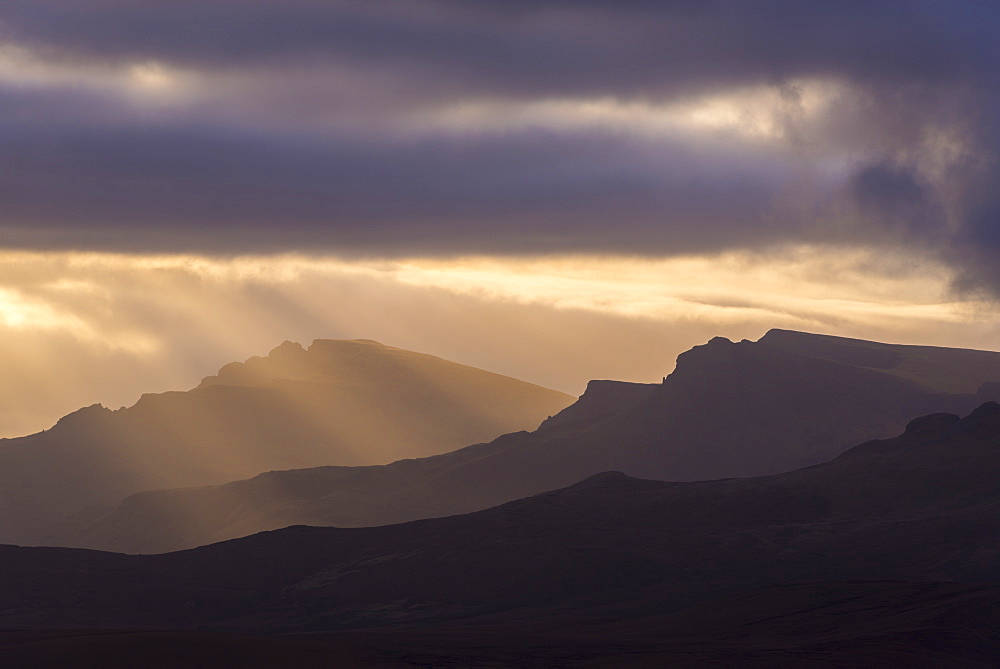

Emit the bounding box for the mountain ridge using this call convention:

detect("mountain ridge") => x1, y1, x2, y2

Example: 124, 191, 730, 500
5, 401, 1000, 637
0, 339, 572, 547
82, 329, 1000, 553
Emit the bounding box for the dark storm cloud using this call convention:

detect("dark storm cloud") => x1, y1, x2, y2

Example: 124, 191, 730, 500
849, 162, 945, 238
0, 107, 788, 254
2, 1, 994, 97
0, 0, 999, 290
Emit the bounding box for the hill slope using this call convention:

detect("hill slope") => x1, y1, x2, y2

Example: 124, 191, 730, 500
3, 402, 1000, 665
86, 329, 1000, 553
0, 339, 572, 547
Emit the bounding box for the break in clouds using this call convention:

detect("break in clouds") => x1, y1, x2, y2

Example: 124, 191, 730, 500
1, 248, 998, 439
1, 1, 999, 292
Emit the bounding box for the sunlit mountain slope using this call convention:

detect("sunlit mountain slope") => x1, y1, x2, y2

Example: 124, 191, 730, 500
0, 339, 572, 546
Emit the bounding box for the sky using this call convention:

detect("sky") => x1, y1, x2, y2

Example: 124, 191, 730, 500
1, 1, 1000, 436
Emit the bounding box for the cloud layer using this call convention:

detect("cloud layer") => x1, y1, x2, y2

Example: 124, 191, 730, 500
0, 1, 998, 290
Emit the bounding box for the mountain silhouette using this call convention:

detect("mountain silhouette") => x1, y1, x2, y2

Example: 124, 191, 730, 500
0, 339, 571, 547
3, 402, 1000, 665
85, 329, 1000, 553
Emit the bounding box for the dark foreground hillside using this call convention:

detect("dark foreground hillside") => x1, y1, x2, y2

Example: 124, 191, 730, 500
3, 582, 999, 667
3, 402, 1000, 665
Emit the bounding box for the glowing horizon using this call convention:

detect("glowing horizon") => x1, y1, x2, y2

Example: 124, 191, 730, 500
0, 246, 997, 438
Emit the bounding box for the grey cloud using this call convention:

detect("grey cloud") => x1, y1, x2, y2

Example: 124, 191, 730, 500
852, 164, 928, 211
0, 1, 999, 295
2, 1, 994, 98
849, 162, 945, 239
950, 175, 1000, 294
0, 109, 792, 254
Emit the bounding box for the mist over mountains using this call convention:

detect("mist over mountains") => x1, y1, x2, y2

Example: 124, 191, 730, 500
0, 339, 571, 547
83, 329, 1000, 554
4, 328, 1000, 665
4, 400, 1000, 665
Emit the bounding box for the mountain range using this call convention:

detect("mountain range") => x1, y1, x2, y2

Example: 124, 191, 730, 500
82, 329, 1000, 553
0, 339, 571, 547
3, 401, 1000, 665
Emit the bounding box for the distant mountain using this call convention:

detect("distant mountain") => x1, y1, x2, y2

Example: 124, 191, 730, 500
86, 329, 1000, 553
4, 403, 1000, 665
0, 339, 572, 547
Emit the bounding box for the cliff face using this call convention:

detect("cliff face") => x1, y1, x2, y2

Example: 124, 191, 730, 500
608, 332, 983, 477
537, 379, 657, 432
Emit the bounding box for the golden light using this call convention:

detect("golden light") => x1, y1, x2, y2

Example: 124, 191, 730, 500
0, 246, 996, 439
127, 61, 178, 92
412, 78, 842, 142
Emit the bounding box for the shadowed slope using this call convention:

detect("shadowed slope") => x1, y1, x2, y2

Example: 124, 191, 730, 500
16, 414, 1000, 668
0, 339, 572, 547
4, 403, 1000, 665
86, 330, 1000, 553
3, 581, 999, 668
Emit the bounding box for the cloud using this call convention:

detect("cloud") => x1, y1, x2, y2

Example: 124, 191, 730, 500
0, 1, 998, 293
3, 1, 993, 96
0, 110, 799, 254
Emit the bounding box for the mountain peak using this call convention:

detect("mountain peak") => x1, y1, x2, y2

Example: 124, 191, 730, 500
758, 328, 850, 344
582, 470, 635, 483
903, 412, 960, 435
309, 338, 386, 349
758, 327, 807, 341
538, 380, 658, 431
885, 403, 1000, 442
267, 340, 306, 363
957, 401, 1000, 429
50, 403, 113, 432
670, 334, 740, 376
568, 471, 639, 489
